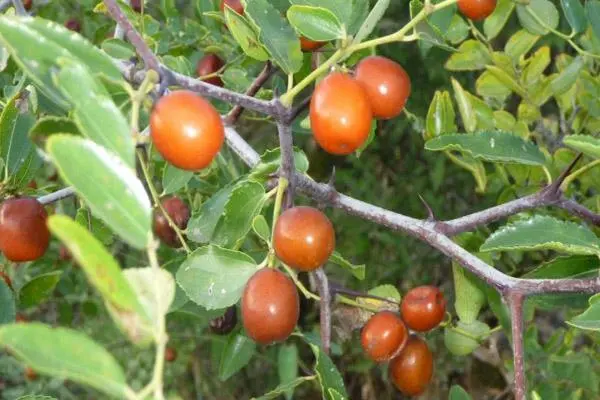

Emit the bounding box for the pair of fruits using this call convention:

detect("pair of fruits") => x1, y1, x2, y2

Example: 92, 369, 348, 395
0, 197, 49, 262
310, 56, 411, 155
361, 286, 446, 396
241, 206, 335, 344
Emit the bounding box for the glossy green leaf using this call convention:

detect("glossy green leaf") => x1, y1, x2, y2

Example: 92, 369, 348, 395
348, 0, 369, 35
187, 184, 235, 243
305, 336, 348, 399
521, 46, 550, 87
452, 263, 485, 324
287, 6, 345, 41
176, 245, 259, 310
29, 116, 79, 146
101, 38, 135, 60
586, 1, 600, 42
329, 252, 366, 280
445, 40, 491, 71
353, 0, 390, 45
53, 58, 135, 168
516, 0, 559, 35
476, 71, 512, 100
278, 344, 299, 400
162, 164, 193, 195
212, 180, 266, 248
246, 0, 303, 74
47, 135, 152, 249
19, 272, 62, 308
451, 78, 476, 133
484, 0, 514, 40
253, 377, 316, 400
551, 56, 584, 95
561, 0, 587, 34
219, 333, 256, 381
48, 215, 147, 318
444, 320, 490, 356
485, 65, 527, 97
481, 215, 600, 255
290, 0, 352, 27
0, 279, 15, 324
449, 385, 473, 400
568, 302, 600, 331
0, 323, 128, 397
445, 15, 470, 44
249, 147, 310, 180
425, 90, 456, 140
425, 131, 545, 165
548, 354, 600, 393
368, 284, 401, 302
563, 135, 600, 159
252, 215, 270, 244
0, 91, 39, 187
505, 29, 540, 61
224, 7, 269, 61
469, 93, 495, 130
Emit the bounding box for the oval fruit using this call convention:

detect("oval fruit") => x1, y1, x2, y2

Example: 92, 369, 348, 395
361, 311, 408, 362
197, 54, 225, 87
153, 196, 190, 248
0, 197, 49, 262
389, 335, 433, 396
401, 286, 446, 332
457, 0, 497, 21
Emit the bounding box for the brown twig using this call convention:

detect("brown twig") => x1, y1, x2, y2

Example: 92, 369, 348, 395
224, 61, 274, 125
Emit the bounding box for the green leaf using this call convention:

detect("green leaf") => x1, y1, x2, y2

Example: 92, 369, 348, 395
0, 279, 15, 324
451, 78, 476, 133
224, 7, 270, 61
290, 0, 352, 27
329, 252, 366, 280
586, 0, 600, 42
278, 344, 299, 400
17, 396, 57, 400
445, 15, 470, 44
101, 38, 135, 60
245, 0, 303, 74
287, 6, 345, 41
476, 71, 511, 100
19, 272, 62, 308
53, 58, 135, 168
480, 215, 600, 255
304, 336, 348, 400
563, 135, 600, 159
485, 65, 527, 97
0, 323, 128, 398
29, 116, 79, 146
548, 354, 599, 393
484, 0, 514, 40
368, 284, 401, 302
505, 29, 540, 62
0, 91, 39, 187
47, 135, 151, 249
452, 263, 485, 324
424, 90, 456, 140
48, 215, 146, 318
445, 40, 491, 71
521, 46, 550, 87
353, 0, 390, 45
219, 333, 256, 381
187, 184, 235, 243
162, 164, 193, 195
348, 0, 370, 35
249, 147, 310, 180
561, 0, 587, 34
252, 377, 316, 400
449, 385, 472, 400
176, 245, 259, 310
212, 180, 267, 248
425, 131, 545, 165
252, 215, 271, 244
516, 0, 559, 35
469, 93, 495, 130
444, 320, 490, 356
551, 56, 584, 95
568, 302, 600, 331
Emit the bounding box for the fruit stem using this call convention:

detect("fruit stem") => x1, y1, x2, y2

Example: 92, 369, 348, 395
137, 150, 192, 254
267, 177, 289, 268
129, 69, 159, 138
283, 264, 320, 300
335, 295, 380, 313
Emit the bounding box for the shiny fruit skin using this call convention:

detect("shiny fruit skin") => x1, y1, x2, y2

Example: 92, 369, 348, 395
150, 90, 224, 171
131, 0, 142, 12
242, 268, 299, 345
401, 286, 446, 332
457, 0, 497, 21
300, 37, 325, 52
164, 347, 177, 362
220, 0, 244, 15
310, 72, 373, 155
273, 206, 335, 272
23, 0, 32, 10
153, 196, 190, 248
65, 19, 81, 32
0, 197, 49, 262
355, 56, 411, 120
0, 271, 12, 290
361, 311, 408, 362
210, 305, 237, 335
24, 367, 38, 381
196, 54, 225, 87
389, 335, 433, 396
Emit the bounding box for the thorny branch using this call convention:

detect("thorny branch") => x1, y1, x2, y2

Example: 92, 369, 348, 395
224, 61, 274, 125
34, 2, 600, 399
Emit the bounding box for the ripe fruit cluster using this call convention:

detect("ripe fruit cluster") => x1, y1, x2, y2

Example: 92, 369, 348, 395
360, 286, 446, 396
310, 56, 411, 155
0, 197, 49, 262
